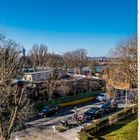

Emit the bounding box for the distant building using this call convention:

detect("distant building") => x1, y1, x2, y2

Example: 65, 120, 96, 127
87, 56, 110, 62
67, 68, 76, 77
23, 70, 52, 83
81, 67, 91, 75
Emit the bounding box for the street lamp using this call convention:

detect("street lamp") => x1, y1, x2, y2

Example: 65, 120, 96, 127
51, 125, 56, 140
125, 89, 128, 108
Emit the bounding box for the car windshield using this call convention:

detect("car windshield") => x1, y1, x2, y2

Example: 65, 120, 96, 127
102, 102, 110, 108
87, 108, 97, 113
85, 110, 93, 114
99, 94, 105, 97
90, 107, 98, 111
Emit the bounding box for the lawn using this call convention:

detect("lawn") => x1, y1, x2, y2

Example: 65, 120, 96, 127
93, 115, 138, 140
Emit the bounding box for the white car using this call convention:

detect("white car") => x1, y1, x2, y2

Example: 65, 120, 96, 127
96, 93, 110, 102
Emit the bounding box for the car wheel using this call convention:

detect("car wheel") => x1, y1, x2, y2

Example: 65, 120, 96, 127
101, 113, 104, 117
55, 111, 58, 115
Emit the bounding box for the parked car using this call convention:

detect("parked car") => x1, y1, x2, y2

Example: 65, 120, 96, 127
96, 93, 110, 102
11, 79, 29, 86
38, 105, 58, 117
84, 107, 104, 121
101, 100, 118, 113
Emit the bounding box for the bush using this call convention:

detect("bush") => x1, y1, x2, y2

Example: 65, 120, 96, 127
78, 132, 94, 140
56, 126, 68, 132
79, 105, 138, 139
111, 105, 137, 122
95, 117, 109, 127
84, 123, 96, 133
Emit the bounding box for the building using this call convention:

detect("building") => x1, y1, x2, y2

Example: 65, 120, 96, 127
23, 70, 52, 83
87, 56, 110, 62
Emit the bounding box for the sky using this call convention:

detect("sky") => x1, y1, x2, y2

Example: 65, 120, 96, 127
0, 0, 137, 57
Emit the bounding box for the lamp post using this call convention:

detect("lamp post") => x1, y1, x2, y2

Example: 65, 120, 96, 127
125, 89, 128, 108
51, 125, 56, 140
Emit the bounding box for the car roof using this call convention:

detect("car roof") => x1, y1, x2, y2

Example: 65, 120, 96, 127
90, 107, 99, 110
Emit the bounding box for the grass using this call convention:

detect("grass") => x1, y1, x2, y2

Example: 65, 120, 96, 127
93, 115, 138, 140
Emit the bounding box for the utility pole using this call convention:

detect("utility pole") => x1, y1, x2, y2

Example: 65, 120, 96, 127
125, 89, 128, 108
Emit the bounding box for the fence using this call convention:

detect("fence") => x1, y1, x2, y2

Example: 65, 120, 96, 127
34, 90, 103, 110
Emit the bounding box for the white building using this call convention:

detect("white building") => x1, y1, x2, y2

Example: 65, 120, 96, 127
23, 70, 52, 83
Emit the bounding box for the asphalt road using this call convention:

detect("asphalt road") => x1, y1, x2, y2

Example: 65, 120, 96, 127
27, 100, 104, 127
27, 100, 126, 126
13, 100, 128, 140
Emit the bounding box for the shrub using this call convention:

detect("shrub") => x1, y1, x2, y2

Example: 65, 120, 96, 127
84, 123, 96, 133
78, 132, 94, 140
95, 117, 109, 127
56, 126, 67, 132
78, 105, 138, 139
111, 106, 137, 122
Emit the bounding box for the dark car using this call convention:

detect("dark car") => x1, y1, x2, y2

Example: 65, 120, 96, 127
38, 105, 58, 117
84, 107, 104, 121
101, 101, 118, 113
11, 79, 29, 86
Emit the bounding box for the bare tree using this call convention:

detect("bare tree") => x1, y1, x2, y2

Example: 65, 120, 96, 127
0, 84, 33, 140
45, 68, 60, 100
63, 48, 87, 71
46, 53, 64, 68
74, 48, 88, 69
0, 33, 33, 140
28, 44, 48, 67
0, 37, 23, 83
63, 52, 75, 69
105, 35, 137, 98
57, 81, 71, 96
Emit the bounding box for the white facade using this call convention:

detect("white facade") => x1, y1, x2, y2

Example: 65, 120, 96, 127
23, 70, 52, 82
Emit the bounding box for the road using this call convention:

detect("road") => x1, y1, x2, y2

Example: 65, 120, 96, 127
12, 100, 128, 140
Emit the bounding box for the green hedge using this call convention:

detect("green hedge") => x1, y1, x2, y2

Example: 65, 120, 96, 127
83, 123, 96, 133
78, 131, 94, 140
111, 106, 137, 122
79, 105, 138, 140
95, 117, 110, 127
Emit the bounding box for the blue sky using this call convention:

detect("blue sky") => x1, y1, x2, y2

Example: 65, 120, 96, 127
0, 0, 137, 56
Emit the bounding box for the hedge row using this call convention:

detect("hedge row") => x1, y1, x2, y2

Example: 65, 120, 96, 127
78, 105, 138, 140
